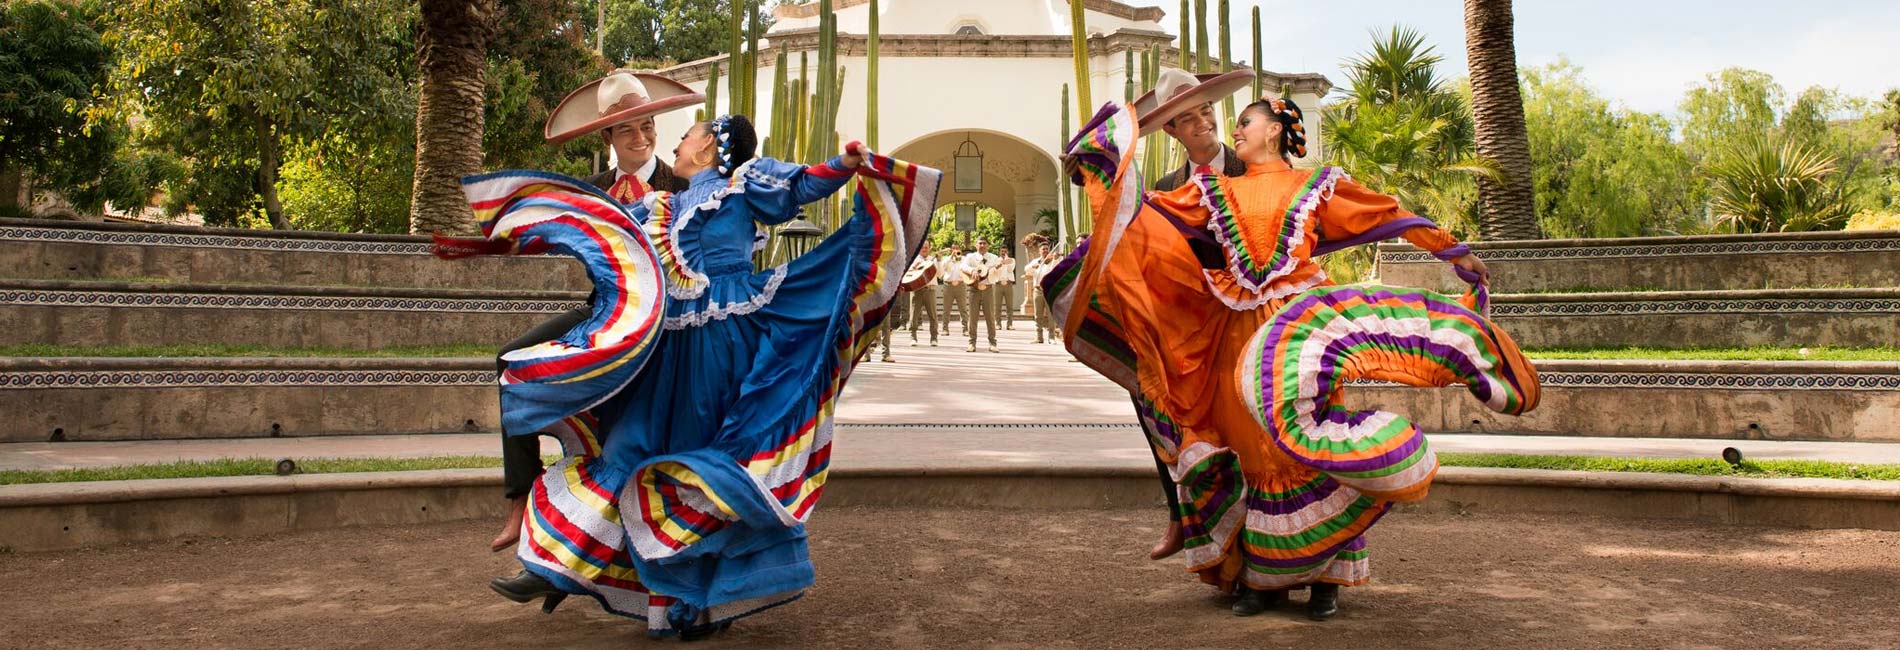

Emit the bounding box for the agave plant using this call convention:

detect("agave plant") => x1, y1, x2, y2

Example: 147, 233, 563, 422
1707, 135, 1856, 233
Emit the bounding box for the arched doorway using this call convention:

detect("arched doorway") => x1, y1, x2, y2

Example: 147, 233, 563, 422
892, 129, 1061, 313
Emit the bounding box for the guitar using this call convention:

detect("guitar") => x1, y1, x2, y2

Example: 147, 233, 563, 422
900, 262, 938, 291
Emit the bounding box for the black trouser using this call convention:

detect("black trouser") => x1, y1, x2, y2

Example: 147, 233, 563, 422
499, 307, 593, 499
1136, 396, 1183, 516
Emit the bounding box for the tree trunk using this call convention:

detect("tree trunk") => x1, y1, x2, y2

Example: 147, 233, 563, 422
249, 108, 292, 230
1464, 0, 1542, 241
0, 165, 22, 211
410, 0, 494, 236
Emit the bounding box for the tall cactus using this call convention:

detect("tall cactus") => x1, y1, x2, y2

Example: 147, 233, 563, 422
1124, 49, 1134, 104
727, 1, 743, 115
1060, 83, 1074, 242
745, 0, 761, 116
794, 52, 808, 162
867, 0, 880, 150
1251, 6, 1263, 101
1193, 0, 1208, 72
704, 62, 721, 117
1218, 0, 1234, 136
1069, 0, 1091, 124
769, 48, 789, 158
1177, 0, 1190, 69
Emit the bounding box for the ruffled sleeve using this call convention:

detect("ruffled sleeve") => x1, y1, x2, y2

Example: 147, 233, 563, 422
1314, 175, 1467, 260
738, 156, 858, 225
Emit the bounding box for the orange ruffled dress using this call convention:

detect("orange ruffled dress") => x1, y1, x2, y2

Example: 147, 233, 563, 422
1043, 103, 1537, 591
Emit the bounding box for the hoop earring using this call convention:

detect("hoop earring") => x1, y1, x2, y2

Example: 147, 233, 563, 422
693, 149, 714, 167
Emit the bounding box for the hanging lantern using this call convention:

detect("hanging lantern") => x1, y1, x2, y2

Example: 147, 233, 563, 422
953, 132, 983, 193
776, 215, 825, 260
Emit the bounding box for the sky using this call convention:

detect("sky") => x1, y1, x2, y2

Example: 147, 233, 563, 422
1121, 0, 1900, 115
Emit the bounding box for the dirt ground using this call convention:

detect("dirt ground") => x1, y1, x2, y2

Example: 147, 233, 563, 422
3, 508, 1898, 650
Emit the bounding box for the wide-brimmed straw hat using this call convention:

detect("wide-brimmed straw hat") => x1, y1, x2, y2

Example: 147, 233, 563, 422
1132, 68, 1256, 137
544, 71, 704, 144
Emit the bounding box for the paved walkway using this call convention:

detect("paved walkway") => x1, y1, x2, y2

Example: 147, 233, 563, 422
5, 325, 1897, 473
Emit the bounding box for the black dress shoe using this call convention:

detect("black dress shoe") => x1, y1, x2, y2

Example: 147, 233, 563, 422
679, 620, 732, 642
1307, 583, 1340, 621
490, 570, 567, 613
1231, 587, 1286, 616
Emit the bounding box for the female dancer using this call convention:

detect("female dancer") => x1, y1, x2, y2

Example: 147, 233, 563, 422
440, 114, 939, 638
1045, 96, 1538, 620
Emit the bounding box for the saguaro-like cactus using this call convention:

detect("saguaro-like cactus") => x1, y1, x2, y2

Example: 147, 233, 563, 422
1218, 0, 1233, 135
704, 62, 721, 117
1069, 0, 1091, 124
1178, 0, 1190, 69
1060, 83, 1075, 241
1193, 0, 1208, 72
867, 0, 880, 150
1251, 6, 1263, 101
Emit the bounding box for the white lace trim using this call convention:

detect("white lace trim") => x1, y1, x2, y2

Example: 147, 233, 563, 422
662, 264, 789, 330
1204, 268, 1329, 311
663, 159, 760, 300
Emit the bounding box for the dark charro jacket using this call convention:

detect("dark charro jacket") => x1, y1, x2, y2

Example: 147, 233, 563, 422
1152, 145, 1248, 269
583, 157, 689, 196
1150, 144, 1248, 193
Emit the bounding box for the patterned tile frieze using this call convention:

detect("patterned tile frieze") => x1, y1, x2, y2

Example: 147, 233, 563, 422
0, 225, 431, 255
1352, 371, 1900, 391
1379, 236, 1900, 264
0, 368, 493, 389
1488, 297, 1900, 317
0, 288, 582, 313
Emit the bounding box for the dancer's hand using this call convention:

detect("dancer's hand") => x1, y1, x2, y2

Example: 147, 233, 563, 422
1451, 254, 1490, 284
841, 141, 866, 169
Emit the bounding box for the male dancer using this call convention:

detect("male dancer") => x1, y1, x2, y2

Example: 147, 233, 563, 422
1133, 69, 1251, 562
485, 71, 699, 567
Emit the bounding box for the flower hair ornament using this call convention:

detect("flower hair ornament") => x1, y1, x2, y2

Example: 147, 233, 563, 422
709, 114, 757, 177
1266, 97, 1308, 159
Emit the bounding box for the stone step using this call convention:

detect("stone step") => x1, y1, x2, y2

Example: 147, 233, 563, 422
0, 356, 496, 443
4, 356, 1894, 444
1488, 288, 1900, 349
0, 217, 587, 292
1378, 229, 1900, 294
1358, 359, 1900, 443
0, 278, 582, 349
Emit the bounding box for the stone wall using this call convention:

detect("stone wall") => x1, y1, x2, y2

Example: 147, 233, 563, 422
1378, 230, 1900, 293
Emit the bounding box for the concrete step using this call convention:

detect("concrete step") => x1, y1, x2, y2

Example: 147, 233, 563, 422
0, 217, 587, 292
1360, 359, 1900, 443
0, 278, 582, 349
1378, 229, 1900, 293
3, 355, 1894, 444
0, 356, 495, 443
1488, 288, 1900, 349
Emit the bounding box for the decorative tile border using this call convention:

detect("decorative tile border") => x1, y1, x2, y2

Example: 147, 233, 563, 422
0, 225, 430, 255
1490, 297, 1900, 317
0, 369, 493, 389
0, 288, 582, 313
1379, 236, 1900, 264
1354, 371, 1900, 391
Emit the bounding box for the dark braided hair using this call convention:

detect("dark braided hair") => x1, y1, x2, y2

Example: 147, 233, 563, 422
709, 114, 758, 177
1241, 96, 1308, 160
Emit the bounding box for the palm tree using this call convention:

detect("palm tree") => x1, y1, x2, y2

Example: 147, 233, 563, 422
410, 0, 495, 235
1463, 0, 1541, 240
1324, 26, 1495, 236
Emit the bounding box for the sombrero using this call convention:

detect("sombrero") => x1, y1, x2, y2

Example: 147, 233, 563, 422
1132, 68, 1256, 137
544, 71, 704, 144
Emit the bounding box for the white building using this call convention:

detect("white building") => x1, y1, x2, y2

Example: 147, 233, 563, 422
654, 0, 1331, 296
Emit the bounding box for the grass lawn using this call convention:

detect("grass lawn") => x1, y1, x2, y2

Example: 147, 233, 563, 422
1438, 453, 1900, 481
1523, 346, 1900, 362
4, 453, 1897, 485
0, 344, 496, 358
